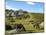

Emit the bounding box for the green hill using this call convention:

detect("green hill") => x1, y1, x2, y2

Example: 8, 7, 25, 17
5, 9, 44, 33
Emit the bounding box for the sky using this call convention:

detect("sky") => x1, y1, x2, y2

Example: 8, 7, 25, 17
6, 0, 44, 13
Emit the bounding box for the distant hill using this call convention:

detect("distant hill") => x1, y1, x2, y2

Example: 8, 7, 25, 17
31, 13, 44, 22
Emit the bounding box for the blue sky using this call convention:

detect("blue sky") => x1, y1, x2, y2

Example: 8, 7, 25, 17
6, 0, 44, 13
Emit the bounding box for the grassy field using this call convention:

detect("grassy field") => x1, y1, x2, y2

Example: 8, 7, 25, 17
5, 13, 44, 33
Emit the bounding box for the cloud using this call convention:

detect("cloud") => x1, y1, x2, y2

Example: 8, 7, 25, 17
15, 0, 44, 2
15, 9, 19, 10
26, 1, 35, 5
6, 5, 19, 10
6, 5, 15, 10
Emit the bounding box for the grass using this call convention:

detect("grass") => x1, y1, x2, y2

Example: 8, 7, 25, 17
5, 13, 44, 33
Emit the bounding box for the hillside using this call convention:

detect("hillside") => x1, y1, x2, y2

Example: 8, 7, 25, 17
5, 9, 44, 33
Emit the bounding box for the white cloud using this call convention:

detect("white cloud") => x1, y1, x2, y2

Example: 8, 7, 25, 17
15, 9, 19, 10
6, 5, 13, 10
26, 1, 35, 5
15, 0, 44, 2
6, 5, 19, 10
